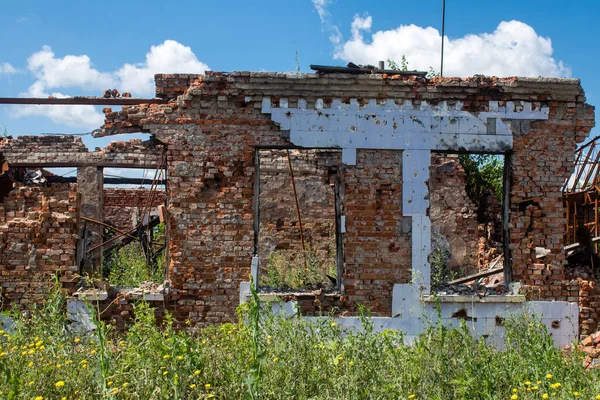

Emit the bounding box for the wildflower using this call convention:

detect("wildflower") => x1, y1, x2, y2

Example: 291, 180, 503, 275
273, 357, 278, 362
27, 349, 35, 355
0, 352, 6, 357
162, 371, 168, 376
205, 383, 211, 389
531, 386, 538, 390
55, 381, 65, 388
107, 382, 113, 387
56, 363, 61, 368
28, 361, 33, 367
550, 383, 562, 389
546, 373, 553, 379
35, 397, 43, 400
573, 392, 580, 397
542, 394, 548, 399
537, 381, 542, 385
91, 350, 96, 355
123, 383, 128, 387
596, 395, 600, 400
207, 395, 215, 399
74, 338, 81, 343
511, 395, 518, 400
349, 361, 355, 366
190, 384, 196, 389
194, 370, 201, 376
29, 381, 34, 385
39, 345, 45, 350
163, 355, 170, 359
35, 341, 42, 347
512, 389, 517, 393
408, 395, 416, 399
331, 322, 337, 327
177, 356, 184, 361
524, 381, 531, 386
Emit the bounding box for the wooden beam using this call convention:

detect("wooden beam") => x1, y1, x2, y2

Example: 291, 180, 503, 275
447, 266, 504, 286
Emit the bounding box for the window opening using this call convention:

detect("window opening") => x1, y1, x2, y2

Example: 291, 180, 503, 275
429, 152, 507, 294
256, 148, 343, 292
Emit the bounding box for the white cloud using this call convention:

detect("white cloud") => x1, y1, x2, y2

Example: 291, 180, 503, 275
333, 16, 570, 78
115, 40, 209, 96
0, 62, 18, 75
11, 40, 209, 128
27, 45, 116, 90
311, 0, 342, 49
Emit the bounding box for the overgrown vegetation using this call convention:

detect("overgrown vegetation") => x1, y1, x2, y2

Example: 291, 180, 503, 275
103, 223, 166, 287
1, 283, 600, 399
430, 247, 455, 288
459, 154, 504, 204
262, 244, 336, 289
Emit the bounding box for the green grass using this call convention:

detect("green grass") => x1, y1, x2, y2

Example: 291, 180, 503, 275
0, 284, 599, 399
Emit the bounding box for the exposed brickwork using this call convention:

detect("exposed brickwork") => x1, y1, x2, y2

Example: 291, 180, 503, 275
1, 72, 596, 335
104, 188, 166, 231
0, 185, 79, 308
0, 136, 163, 168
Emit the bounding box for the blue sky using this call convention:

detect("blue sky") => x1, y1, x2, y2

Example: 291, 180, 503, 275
0, 0, 598, 159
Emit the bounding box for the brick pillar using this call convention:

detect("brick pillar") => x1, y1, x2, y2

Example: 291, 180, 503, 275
78, 166, 103, 278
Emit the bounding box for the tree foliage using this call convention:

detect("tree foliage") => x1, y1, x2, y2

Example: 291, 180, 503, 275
459, 154, 504, 204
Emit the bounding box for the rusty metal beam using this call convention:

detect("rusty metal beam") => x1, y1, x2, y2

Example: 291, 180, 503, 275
0, 97, 169, 105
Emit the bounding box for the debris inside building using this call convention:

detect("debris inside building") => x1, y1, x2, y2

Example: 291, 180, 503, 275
0, 66, 596, 345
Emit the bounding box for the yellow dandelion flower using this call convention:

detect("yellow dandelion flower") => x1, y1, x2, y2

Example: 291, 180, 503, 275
162, 371, 168, 376
62, 398, 66, 400
107, 382, 113, 387
28, 361, 33, 367
122, 383, 128, 387
35, 397, 43, 400
349, 361, 355, 366
273, 357, 278, 362
408, 395, 416, 399
27, 349, 35, 355
55, 381, 65, 388
74, 338, 80, 343
512, 389, 517, 393
177, 356, 184, 361
573, 392, 580, 397
39, 345, 45, 350
35, 341, 42, 347
56, 364, 61, 368
29, 381, 34, 385
190, 384, 196, 389
194, 370, 201, 376
331, 322, 336, 327
531, 386, 538, 390
91, 350, 96, 355
163, 355, 170, 359
546, 373, 552, 379
537, 381, 542, 385
207, 395, 215, 399
205, 383, 211, 389
511, 395, 518, 400
0, 352, 5, 357
524, 381, 531, 386
542, 394, 548, 399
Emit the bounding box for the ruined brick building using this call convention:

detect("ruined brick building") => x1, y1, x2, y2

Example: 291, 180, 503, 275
0, 69, 596, 344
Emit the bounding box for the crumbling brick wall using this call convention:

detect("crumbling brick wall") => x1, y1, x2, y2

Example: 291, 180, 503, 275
95, 73, 594, 327
258, 149, 340, 288
0, 185, 79, 308
429, 154, 481, 275
104, 188, 166, 231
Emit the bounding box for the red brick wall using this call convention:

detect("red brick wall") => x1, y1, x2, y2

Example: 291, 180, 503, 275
0, 185, 79, 308
104, 188, 166, 231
